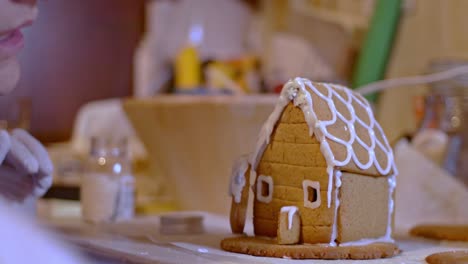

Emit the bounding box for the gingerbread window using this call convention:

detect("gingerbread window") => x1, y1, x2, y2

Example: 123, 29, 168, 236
256, 175, 273, 203
303, 180, 321, 209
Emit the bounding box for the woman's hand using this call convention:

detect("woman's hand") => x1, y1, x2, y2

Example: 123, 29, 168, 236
0, 129, 53, 203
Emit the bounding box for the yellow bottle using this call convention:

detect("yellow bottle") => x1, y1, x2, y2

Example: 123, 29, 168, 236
175, 45, 201, 91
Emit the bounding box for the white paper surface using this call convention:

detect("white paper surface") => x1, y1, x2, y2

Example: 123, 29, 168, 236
394, 140, 468, 232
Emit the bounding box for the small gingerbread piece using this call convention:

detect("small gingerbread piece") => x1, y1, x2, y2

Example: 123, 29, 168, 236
221, 236, 399, 260
425, 251, 468, 264
277, 206, 301, 245
410, 225, 468, 242
159, 212, 204, 235
229, 157, 250, 234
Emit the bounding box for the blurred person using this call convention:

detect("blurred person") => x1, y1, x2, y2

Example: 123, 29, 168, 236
1, 0, 51, 210
0, 0, 85, 262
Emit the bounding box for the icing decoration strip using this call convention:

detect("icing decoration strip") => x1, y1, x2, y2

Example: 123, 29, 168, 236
329, 170, 342, 246
229, 156, 249, 203
280, 206, 299, 230
384, 165, 398, 241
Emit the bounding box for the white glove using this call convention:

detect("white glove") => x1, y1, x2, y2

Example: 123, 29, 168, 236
0, 129, 53, 203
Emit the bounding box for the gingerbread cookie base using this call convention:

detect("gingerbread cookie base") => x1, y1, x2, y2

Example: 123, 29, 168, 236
425, 251, 468, 264
410, 225, 468, 242
221, 236, 400, 260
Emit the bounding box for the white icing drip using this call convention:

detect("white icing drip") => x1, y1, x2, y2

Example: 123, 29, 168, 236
249, 78, 396, 209
384, 165, 398, 240
302, 180, 321, 209
280, 206, 299, 230
229, 156, 250, 203
329, 170, 342, 246
256, 175, 273, 203
250, 170, 257, 186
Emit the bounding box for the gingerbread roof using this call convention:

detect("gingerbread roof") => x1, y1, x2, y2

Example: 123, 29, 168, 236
250, 77, 396, 178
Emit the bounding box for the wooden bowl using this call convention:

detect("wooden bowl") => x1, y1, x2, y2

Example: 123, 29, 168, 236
123, 95, 276, 215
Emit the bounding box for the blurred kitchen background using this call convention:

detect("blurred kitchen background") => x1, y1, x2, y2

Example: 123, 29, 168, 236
3, 0, 468, 221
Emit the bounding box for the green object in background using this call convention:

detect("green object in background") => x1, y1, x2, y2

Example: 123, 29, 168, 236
352, 0, 402, 102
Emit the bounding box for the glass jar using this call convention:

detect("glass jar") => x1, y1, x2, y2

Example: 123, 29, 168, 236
81, 137, 135, 223
419, 59, 468, 186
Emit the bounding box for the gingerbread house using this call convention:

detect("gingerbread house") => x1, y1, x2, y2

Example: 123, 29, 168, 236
229, 77, 397, 246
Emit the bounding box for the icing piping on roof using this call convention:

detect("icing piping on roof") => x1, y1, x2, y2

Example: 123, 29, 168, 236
249, 77, 395, 208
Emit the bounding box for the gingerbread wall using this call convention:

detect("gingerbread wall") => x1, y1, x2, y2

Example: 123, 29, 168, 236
337, 172, 390, 243
253, 103, 336, 243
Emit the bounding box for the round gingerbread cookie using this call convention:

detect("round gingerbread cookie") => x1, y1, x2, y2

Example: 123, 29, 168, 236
410, 225, 468, 241
426, 251, 468, 264
221, 236, 400, 260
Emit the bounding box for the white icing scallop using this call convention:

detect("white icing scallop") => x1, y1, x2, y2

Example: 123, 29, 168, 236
280, 206, 299, 230
229, 156, 249, 203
